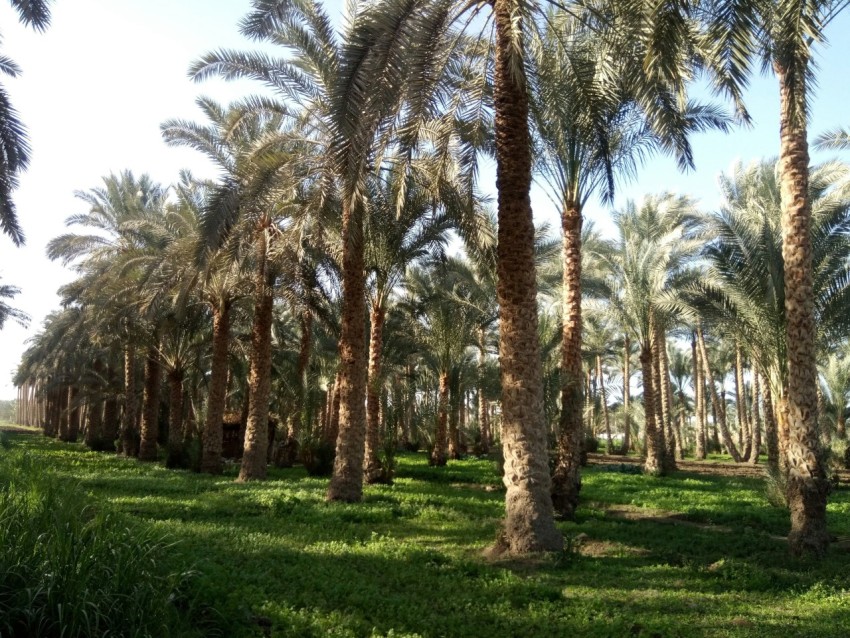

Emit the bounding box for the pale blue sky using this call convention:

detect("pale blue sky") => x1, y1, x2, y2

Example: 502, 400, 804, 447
1, 1, 849, 399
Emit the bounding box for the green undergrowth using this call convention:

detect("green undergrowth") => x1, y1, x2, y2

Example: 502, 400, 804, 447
4, 435, 850, 638
0, 447, 214, 637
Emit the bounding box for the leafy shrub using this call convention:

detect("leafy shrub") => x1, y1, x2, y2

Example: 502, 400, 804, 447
0, 451, 200, 637
0, 430, 11, 450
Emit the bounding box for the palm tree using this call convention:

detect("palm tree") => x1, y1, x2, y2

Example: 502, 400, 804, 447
702, 0, 850, 557
0, 0, 52, 246
401, 261, 477, 467
163, 98, 302, 480
0, 278, 28, 329
47, 171, 169, 457
606, 194, 703, 475
528, 6, 731, 518
698, 159, 850, 476
820, 351, 850, 455
361, 166, 452, 482
195, 0, 441, 499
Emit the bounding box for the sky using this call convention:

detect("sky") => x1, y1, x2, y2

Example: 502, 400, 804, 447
1, 1, 850, 400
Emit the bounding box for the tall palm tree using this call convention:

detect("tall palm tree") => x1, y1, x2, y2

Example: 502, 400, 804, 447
163, 98, 300, 480
529, 6, 731, 518
698, 158, 850, 478
401, 261, 477, 467
195, 0, 440, 499
702, 0, 850, 557
361, 166, 452, 482
0, 0, 52, 246
47, 171, 169, 457
606, 194, 703, 475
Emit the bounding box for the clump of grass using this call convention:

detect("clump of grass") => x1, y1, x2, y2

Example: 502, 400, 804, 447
0, 450, 204, 637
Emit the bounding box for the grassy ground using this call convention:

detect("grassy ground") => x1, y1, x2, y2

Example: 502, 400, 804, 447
3, 432, 850, 638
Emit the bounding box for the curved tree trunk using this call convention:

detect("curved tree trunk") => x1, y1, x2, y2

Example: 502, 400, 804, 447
121, 344, 139, 457
239, 230, 275, 482
598, 355, 613, 454
776, 61, 829, 555
750, 369, 762, 466
139, 345, 162, 462
327, 200, 369, 502
552, 200, 583, 517
431, 371, 449, 467
486, 0, 563, 554
202, 300, 231, 474
620, 335, 632, 455
696, 327, 742, 462
364, 304, 386, 482
734, 343, 752, 462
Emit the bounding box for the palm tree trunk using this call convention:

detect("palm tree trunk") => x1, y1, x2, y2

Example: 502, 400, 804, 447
285, 311, 313, 466
597, 355, 612, 454
327, 200, 369, 502
692, 332, 706, 460
166, 367, 185, 466
325, 371, 342, 447
776, 60, 829, 555
762, 377, 780, 472
620, 335, 631, 455
202, 300, 231, 474
477, 332, 490, 454
139, 345, 162, 462
641, 341, 663, 475
657, 322, 680, 464
448, 373, 461, 460
652, 338, 670, 467
101, 365, 119, 451
431, 370, 449, 466
364, 303, 386, 483
490, 0, 562, 554
734, 343, 752, 461
239, 230, 274, 482
66, 385, 80, 442
696, 327, 742, 462
552, 199, 583, 518
121, 344, 139, 456
750, 369, 762, 466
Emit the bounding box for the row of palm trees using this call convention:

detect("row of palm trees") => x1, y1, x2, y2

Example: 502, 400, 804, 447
7, 0, 850, 556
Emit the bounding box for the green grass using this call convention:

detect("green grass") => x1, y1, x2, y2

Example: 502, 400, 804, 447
3, 434, 850, 637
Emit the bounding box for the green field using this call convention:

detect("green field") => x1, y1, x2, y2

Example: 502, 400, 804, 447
2, 432, 849, 637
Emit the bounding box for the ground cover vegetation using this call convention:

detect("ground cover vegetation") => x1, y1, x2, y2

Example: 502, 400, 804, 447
2, 432, 850, 637
5, 0, 850, 633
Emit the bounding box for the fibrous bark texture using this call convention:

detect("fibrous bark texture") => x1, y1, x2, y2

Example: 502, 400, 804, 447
491, 0, 562, 554
552, 201, 582, 519
327, 200, 369, 502
776, 60, 830, 556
